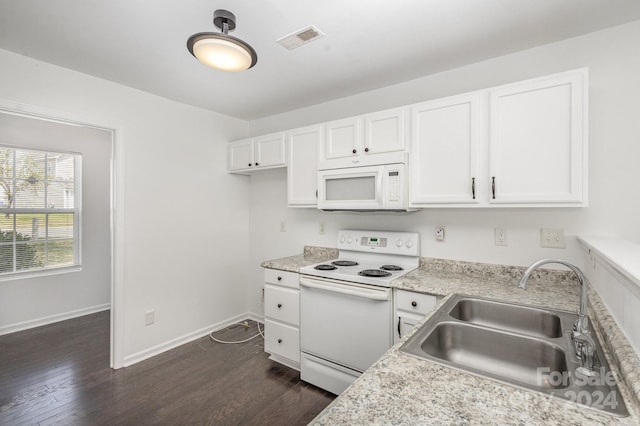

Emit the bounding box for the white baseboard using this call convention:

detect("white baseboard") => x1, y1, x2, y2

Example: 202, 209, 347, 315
123, 312, 264, 367
0, 303, 111, 336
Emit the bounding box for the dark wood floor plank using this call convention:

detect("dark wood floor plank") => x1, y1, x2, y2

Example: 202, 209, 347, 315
0, 314, 334, 425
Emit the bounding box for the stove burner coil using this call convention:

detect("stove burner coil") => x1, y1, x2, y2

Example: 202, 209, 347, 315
358, 269, 392, 278
380, 265, 403, 271
331, 260, 359, 267
314, 264, 338, 271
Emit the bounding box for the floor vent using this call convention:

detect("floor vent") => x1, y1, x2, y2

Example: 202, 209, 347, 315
277, 26, 325, 50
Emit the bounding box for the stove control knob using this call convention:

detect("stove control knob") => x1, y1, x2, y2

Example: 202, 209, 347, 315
396, 239, 403, 247
347, 236, 353, 244
405, 239, 414, 248
340, 235, 346, 243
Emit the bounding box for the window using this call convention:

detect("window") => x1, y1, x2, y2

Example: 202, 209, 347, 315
0, 146, 80, 276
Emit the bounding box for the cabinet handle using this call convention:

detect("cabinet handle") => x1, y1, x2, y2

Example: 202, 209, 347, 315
277, 303, 282, 308
364, 147, 369, 153
397, 316, 402, 339
248, 163, 252, 167
277, 276, 282, 281
315, 190, 318, 199
277, 338, 283, 344
411, 301, 417, 307
471, 177, 476, 200
352, 149, 357, 154
492, 176, 496, 199
255, 162, 259, 166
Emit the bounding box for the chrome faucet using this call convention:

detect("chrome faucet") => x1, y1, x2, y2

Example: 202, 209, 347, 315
519, 259, 597, 375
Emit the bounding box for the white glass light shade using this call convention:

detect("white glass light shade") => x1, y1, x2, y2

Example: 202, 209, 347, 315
188, 33, 257, 72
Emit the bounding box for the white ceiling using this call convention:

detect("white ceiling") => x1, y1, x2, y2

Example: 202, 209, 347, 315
1, 0, 640, 121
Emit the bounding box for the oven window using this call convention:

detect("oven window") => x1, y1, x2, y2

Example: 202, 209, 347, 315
325, 176, 376, 201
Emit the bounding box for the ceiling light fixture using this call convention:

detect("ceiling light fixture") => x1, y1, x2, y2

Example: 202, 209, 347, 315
187, 9, 257, 72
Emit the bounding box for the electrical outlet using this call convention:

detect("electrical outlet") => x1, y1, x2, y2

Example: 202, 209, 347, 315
319, 222, 326, 235
280, 221, 286, 232
435, 226, 446, 241
540, 228, 566, 248
495, 227, 508, 246
144, 310, 155, 326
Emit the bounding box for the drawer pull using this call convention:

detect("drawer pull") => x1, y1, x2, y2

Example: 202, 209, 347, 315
411, 301, 418, 307
277, 303, 282, 308
277, 338, 283, 344
277, 276, 282, 281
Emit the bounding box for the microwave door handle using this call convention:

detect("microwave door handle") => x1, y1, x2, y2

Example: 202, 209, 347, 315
300, 277, 389, 301
376, 172, 383, 207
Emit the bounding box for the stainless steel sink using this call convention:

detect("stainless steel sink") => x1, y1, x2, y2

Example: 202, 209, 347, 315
448, 297, 563, 338
400, 294, 629, 417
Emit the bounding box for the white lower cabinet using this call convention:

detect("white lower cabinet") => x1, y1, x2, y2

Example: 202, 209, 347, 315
394, 289, 437, 343
263, 269, 300, 369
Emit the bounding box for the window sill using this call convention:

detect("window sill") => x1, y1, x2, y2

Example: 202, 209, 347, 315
0, 265, 82, 282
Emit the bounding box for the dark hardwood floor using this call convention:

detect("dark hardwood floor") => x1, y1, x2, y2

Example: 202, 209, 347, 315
0, 312, 335, 425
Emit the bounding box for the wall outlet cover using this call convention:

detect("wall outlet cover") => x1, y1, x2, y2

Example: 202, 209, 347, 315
540, 228, 566, 248
495, 227, 508, 246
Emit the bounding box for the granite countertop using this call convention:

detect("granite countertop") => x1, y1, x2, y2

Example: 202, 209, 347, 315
259, 246, 338, 272
261, 251, 640, 424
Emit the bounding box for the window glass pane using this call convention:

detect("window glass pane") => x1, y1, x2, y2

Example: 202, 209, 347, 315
16, 241, 44, 271
46, 181, 75, 209
48, 213, 74, 240
47, 239, 74, 267
0, 213, 13, 233
14, 150, 46, 208
0, 242, 13, 273
14, 213, 45, 240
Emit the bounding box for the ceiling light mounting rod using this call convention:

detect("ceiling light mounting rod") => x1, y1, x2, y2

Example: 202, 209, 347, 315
214, 9, 235, 35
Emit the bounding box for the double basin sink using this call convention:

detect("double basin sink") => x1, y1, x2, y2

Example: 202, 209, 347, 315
400, 294, 628, 417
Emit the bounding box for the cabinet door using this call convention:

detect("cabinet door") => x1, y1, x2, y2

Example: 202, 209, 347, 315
321, 117, 361, 164
395, 311, 425, 343
363, 107, 406, 155
411, 94, 481, 205
489, 70, 587, 205
287, 126, 321, 207
228, 138, 254, 171
254, 133, 286, 168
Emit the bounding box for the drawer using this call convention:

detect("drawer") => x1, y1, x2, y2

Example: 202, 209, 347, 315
264, 284, 299, 326
264, 269, 299, 289
395, 290, 437, 315
264, 320, 300, 363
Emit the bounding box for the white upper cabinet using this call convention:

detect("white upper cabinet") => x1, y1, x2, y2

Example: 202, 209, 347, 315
228, 132, 286, 174
410, 93, 481, 205
318, 107, 407, 170
228, 138, 254, 171
287, 125, 322, 207
322, 116, 360, 163
489, 69, 587, 205
364, 107, 406, 154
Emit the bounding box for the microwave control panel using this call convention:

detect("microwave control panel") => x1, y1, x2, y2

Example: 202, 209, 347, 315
387, 170, 401, 201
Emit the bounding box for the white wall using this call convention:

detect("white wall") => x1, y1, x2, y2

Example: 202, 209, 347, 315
0, 49, 252, 362
246, 20, 640, 315
0, 113, 111, 334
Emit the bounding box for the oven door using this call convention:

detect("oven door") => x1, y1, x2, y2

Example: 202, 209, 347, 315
299, 276, 392, 373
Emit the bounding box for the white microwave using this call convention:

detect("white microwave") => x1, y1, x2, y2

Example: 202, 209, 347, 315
317, 163, 410, 211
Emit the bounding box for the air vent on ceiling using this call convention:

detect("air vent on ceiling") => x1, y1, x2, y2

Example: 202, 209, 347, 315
276, 25, 325, 50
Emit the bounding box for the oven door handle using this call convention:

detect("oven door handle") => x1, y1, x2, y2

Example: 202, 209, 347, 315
299, 277, 389, 301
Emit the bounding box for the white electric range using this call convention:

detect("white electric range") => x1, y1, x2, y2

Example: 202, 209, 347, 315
299, 229, 420, 395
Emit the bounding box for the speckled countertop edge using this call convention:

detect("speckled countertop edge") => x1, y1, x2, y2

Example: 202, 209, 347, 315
259, 246, 338, 273
261, 252, 640, 424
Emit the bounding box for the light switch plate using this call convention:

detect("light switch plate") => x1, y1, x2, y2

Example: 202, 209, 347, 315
540, 228, 566, 248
